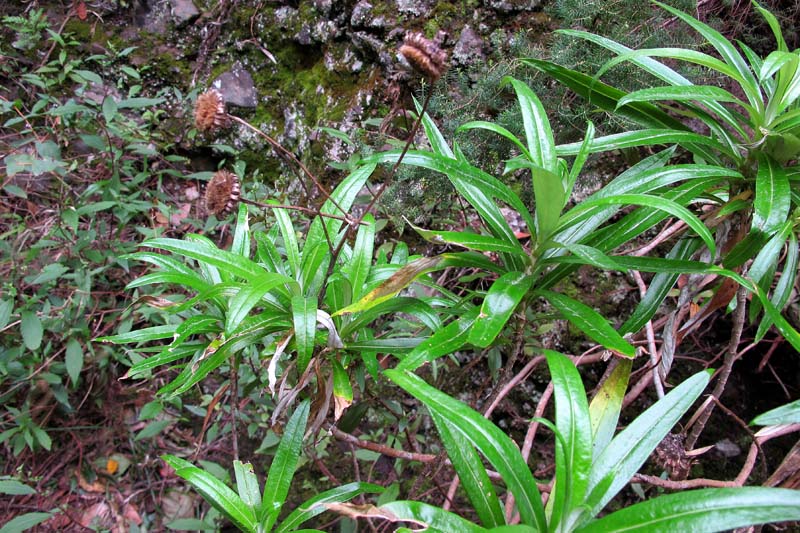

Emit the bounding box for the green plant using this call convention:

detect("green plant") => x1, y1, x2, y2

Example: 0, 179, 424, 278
362, 73, 800, 376
163, 400, 383, 532
528, 0, 800, 345
325, 351, 800, 532
98, 164, 451, 425
2, 8, 49, 51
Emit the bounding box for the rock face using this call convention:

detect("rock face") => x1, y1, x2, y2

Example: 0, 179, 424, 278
169, 0, 199, 26
212, 66, 258, 108
453, 25, 485, 67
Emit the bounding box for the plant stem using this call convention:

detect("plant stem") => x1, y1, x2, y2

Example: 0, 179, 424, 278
685, 285, 748, 449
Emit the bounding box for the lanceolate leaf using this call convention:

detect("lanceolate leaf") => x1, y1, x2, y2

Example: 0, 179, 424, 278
345, 214, 375, 302
584, 370, 711, 518
162, 455, 256, 533
546, 351, 592, 529
142, 238, 263, 280
468, 272, 533, 348
430, 412, 505, 528
261, 400, 310, 529
588, 358, 632, 461
276, 482, 384, 533
378, 501, 487, 533
394, 309, 478, 371
576, 487, 800, 533
503, 76, 557, 171
385, 369, 547, 530
753, 153, 790, 233
410, 222, 522, 254
334, 256, 444, 315
292, 296, 317, 373
226, 272, 295, 334
540, 291, 635, 357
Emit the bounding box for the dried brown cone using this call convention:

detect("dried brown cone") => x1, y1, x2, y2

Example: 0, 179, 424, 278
205, 170, 240, 217
194, 89, 229, 133
399, 32, 447, 82
653, 433, 692, 480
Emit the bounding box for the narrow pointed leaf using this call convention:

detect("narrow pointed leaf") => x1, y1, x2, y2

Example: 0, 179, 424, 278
468, 272, 532, 348
292, 296, 317, 373
753, 153, 790, 234
541, 291, 635, 357
385, 369, 546, 530
576, 487, 800, 533
584, 370, 711, 517
588, 358, 632, 461
276, 482, 384, 533
262, 400, 310, 529
430, 412, 504, 528
546, 351, 592, 529
162, 455, 256, 533
226, 273, 294, 334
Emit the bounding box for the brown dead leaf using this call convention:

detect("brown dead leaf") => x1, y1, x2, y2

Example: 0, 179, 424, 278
77, 469, 106, 493
324, 502, 426, 530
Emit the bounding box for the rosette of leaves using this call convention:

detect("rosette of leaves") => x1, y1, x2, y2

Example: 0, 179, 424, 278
329, 352, 800, 532
528, 0, 800, 343
98, 163, 453, 420
363, 74, 800, 374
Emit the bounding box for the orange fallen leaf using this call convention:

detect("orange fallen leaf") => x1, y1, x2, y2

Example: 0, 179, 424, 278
106, 458, 119, 475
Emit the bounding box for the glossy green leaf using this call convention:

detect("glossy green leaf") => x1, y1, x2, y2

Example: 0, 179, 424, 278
385, 369, 546, 530
142, 238, 263, 280
548, 243, 625, 272
576, 487, 800, 533
395, 309, 478, 371
124, 343, 204, 378
126, 271, 214, 293
291, 296, 317, 373
226, 273, 294, 334
233, 461, 261, 509
379, 501, 487, 533
588, 358, 632, 461
541, 291, 635, 357
0, 512, 53, 533
261, 400, 310, 529
584, 370, 711, 518
468, 272, 532, 348
531, 166, 564, 243
652, 2, 760, 109
753, 153, 790, 233
410, 222, 522, 254
272, 205, 301, 281
557, 129, 731, 159
564, 193, 716, 260
162, 455, 256, 533
755, 231, 797, 340
619, 84, 746, 109
276, 482, 384, 533
231, 203, 250, 259
503, 76, 556, 171
431, 411, 504, 528
345, 214, 375, 301
546, 351, 592, 530
342, 297, 441, 338
97, 324, 177, 344
752, 398, 800, 425
457, 120, 531, 160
